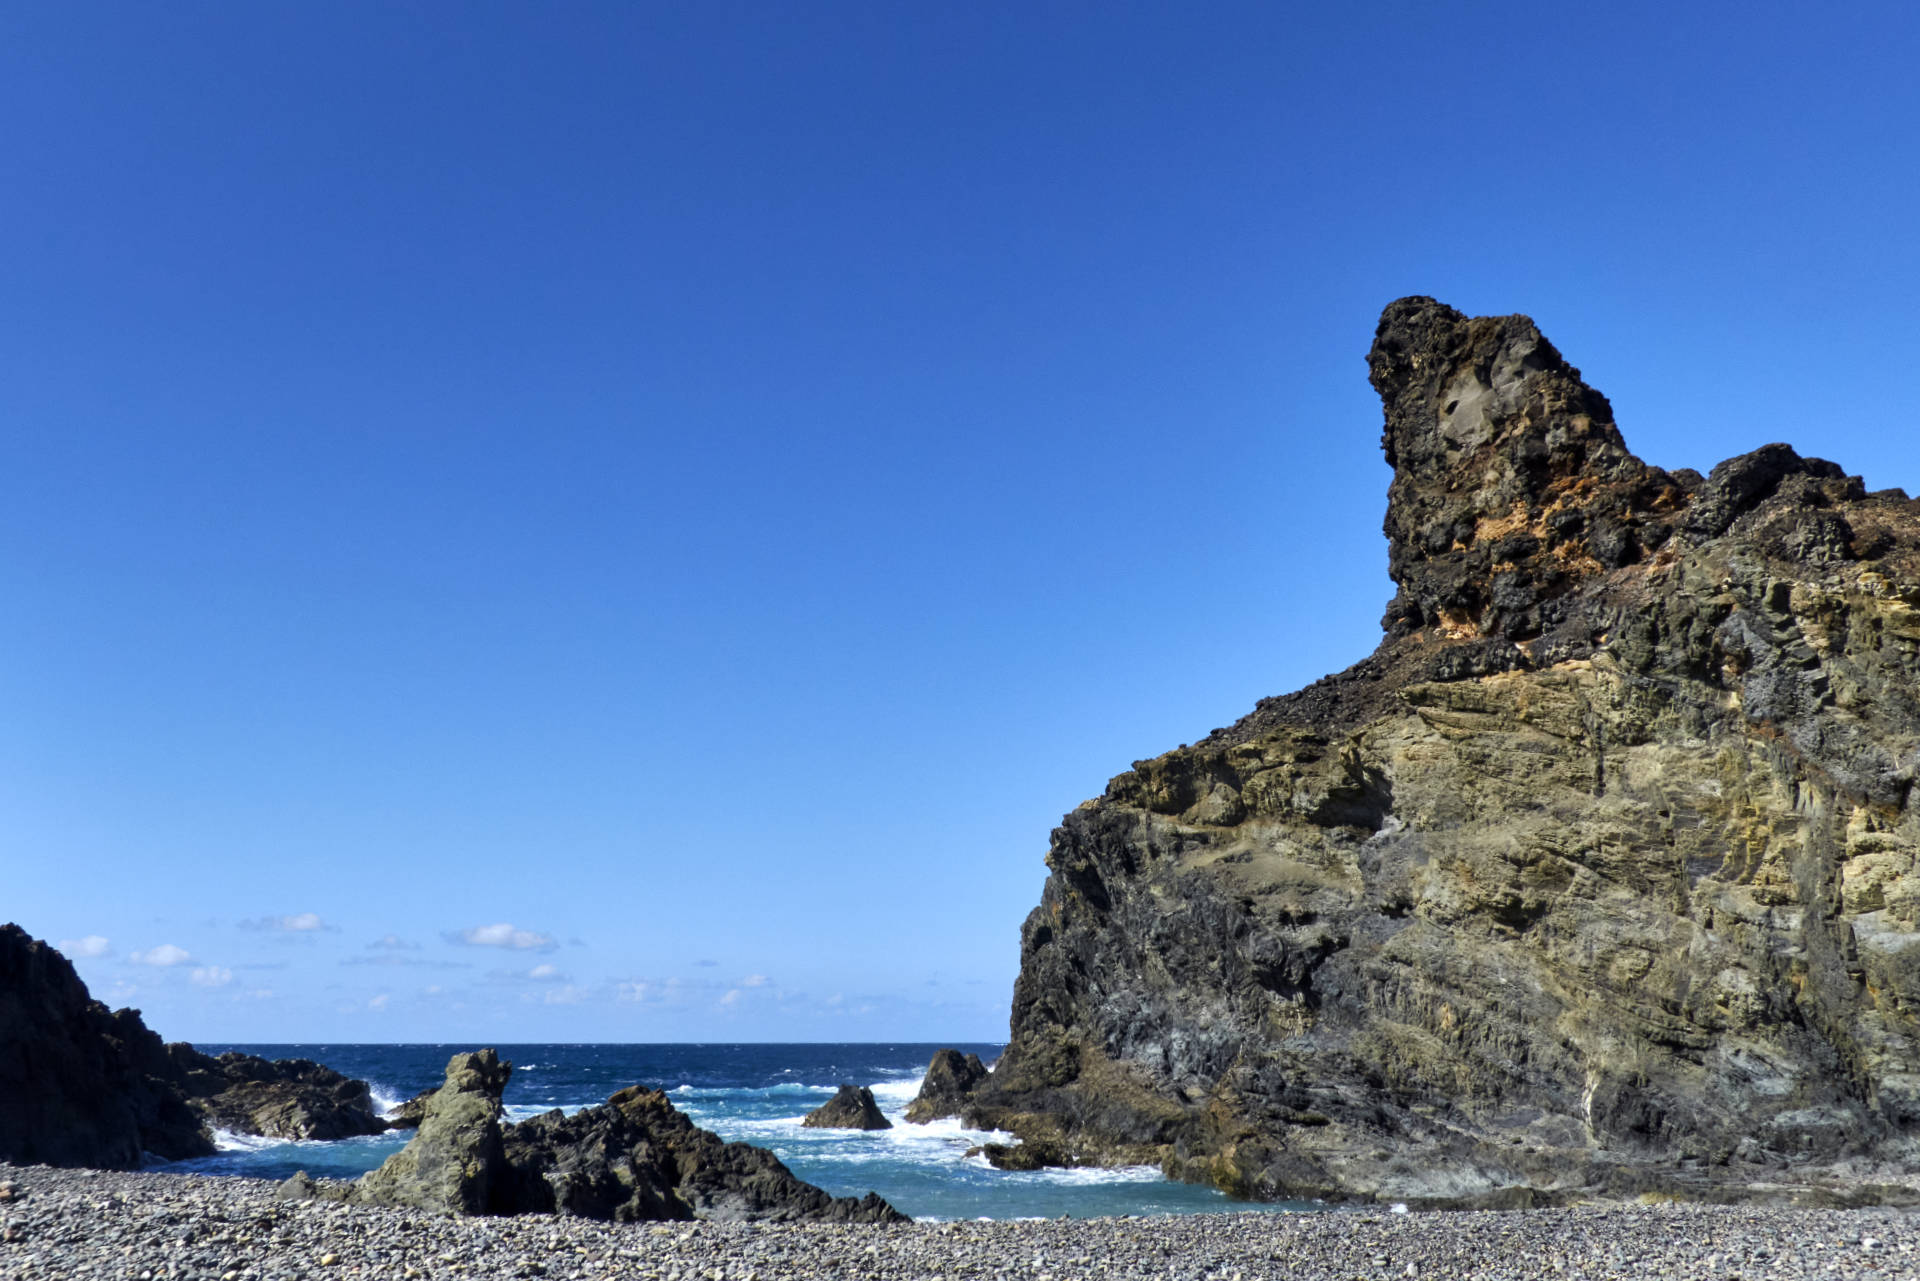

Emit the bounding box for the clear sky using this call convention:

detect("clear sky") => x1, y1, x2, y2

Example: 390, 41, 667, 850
5, 2, 1918, 1043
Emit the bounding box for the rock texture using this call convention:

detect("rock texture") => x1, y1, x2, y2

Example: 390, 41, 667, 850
969, 297, 1920, 1207
168, 1045, 387, 1141
803, 1084, 893, 1131
904, 1050, 990, 1124
315, 1050, 906, 1223
0, 924, 213, 1168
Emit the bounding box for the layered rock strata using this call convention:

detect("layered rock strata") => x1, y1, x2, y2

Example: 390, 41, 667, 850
168, 1045, 387, 1141
302, 1050, 906, 1223
802, 1084, 893, 1131
968, 298, 1920, 1207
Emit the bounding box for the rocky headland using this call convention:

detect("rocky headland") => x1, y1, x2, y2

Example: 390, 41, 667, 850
964, 297, 1920, 1208
284, 1049, 907, 1224
0, 924, 392, 1169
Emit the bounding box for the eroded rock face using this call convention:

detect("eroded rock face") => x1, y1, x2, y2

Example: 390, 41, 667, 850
802, 1084, 892, 1131
970, 298, 1920, 1206
0, 924, 213, 1168
904, 1050, 989, 1124
352, 1050, 514, 1215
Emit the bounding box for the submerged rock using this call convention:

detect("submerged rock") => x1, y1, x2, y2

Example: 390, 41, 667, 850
0, 923, 213, 1168
802, 1084, 893, 1131
971, 298, 1920, 1207
904, 1049, 989, 1124
319, 1049, 907, 1223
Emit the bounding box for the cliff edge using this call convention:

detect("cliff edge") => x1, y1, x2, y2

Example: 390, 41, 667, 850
969, 297, 1920, 1207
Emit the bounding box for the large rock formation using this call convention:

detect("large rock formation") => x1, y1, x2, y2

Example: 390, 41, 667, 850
969, 298, 1920, 1207
802, 1084, 893, 1131
0, 924, 391, 1168
0, 924, 213, 1167
904, 1050, 990, 1124
314, 1050, 906, 1223
168, 1045, 388, 1141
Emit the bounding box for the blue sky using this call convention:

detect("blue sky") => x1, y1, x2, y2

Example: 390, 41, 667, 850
4, 2, 1918, 1041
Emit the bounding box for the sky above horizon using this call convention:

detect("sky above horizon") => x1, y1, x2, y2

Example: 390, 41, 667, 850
6, 2, 1920, 1042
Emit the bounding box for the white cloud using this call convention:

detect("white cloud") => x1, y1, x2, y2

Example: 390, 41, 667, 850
239, 988, 274, 1001
368, 993, 390, 1010
448, 923, 556, 952
543, 985, 587, 1005
527, 963, 564, 981
189, 966, 233, 988
617, 980, 654, 1004
367, 933, 418, 951
131, 944, 192, 967
740, 974, 771, 988
59, 935, 112, 958
719, 989, 742, 1007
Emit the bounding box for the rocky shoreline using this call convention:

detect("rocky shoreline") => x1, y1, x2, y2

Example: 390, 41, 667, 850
6, 1163, 1920, 1280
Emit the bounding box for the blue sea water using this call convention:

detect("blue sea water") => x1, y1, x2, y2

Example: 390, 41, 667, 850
156, 1043, 1317, 1221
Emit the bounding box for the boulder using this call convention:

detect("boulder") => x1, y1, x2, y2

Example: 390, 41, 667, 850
802, 1084, 892, 1131
971, 297, 1920, 1206
166, 1044, 387, 1140
0, 924, 212, 1168
903, 1050, 989, 1123
349, 1049, 513, 1215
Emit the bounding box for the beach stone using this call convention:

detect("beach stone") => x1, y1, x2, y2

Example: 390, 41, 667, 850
802, 1084, 892, 1131
904, 1051, 989, 1124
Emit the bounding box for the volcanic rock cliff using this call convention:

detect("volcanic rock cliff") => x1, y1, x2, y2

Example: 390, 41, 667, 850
967, 298, 1920, 1207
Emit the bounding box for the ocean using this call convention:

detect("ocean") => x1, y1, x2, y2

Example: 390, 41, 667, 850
156, 1043, 1319, 1221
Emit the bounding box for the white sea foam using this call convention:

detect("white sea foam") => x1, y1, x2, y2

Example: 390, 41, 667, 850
367, 1084, 407, 1118
866, 1075, 923, 1105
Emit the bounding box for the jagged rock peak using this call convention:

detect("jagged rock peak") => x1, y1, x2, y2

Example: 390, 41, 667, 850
1370, 297, 1691, 642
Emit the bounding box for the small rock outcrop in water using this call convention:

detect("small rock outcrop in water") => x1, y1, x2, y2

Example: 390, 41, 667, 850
385, 1086, 435, 1130
167, 1045, 388, 1141
903, 1050, 989, 1124
306, 1050, 906, 1223
969, 298, 1920, 1207
802, 1084, 893, 1131
0, 924, 214, 1167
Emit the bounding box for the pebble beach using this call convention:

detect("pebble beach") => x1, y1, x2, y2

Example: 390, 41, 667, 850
6, 1165, 1920, 1281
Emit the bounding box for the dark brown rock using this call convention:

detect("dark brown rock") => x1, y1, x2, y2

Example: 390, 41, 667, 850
504, 1086, 906, 1223
330, 1049, 907, 1223
971, 298, 1920, 1207
903, 1050, 989, 1124
802, 1084, 892, 1131
166, 1044, 387, 1141
0, 924, 212, 1168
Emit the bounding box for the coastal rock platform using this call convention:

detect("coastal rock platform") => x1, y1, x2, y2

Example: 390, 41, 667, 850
7, 1163, 1920, 1280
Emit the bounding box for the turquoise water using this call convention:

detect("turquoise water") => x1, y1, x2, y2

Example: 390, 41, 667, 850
155, 1043, 1318, 1221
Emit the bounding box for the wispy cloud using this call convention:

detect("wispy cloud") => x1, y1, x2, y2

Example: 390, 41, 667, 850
342, 953, 473, 969
190, 966, 233, 988
368, 993, 390, 1011
241, 913, 333, 933
446, 923, 556, 952
59, 934, 112, 958
130, 944, 192, 967
527, 963, 566, 982
740, 974, 771, 988
367, 933, 419, 951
